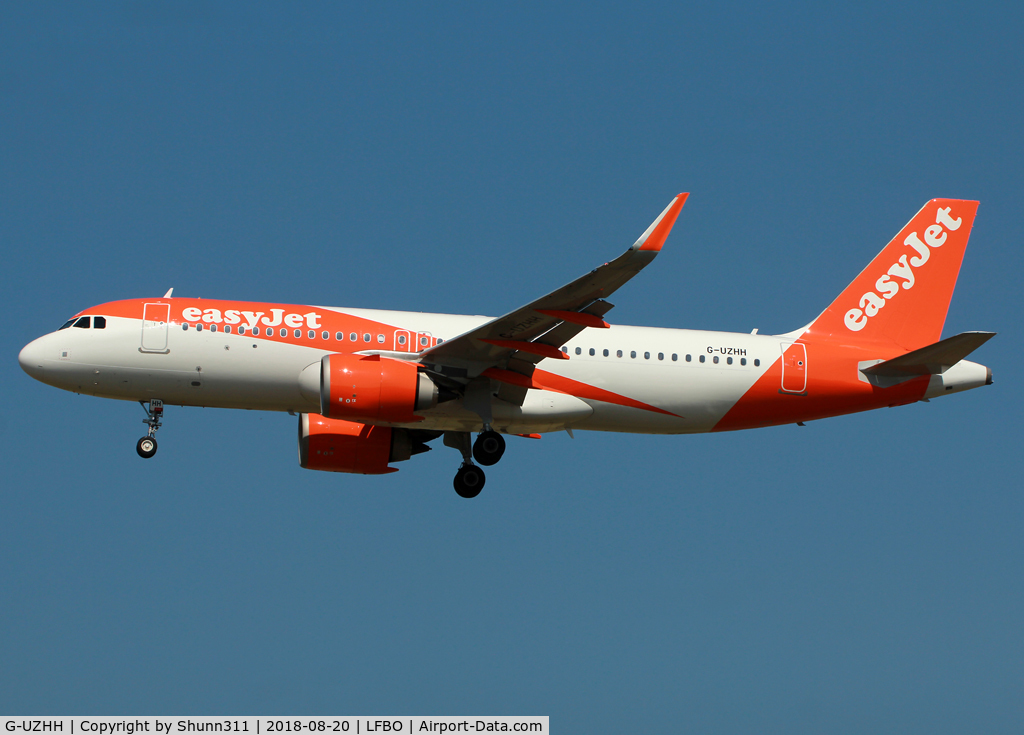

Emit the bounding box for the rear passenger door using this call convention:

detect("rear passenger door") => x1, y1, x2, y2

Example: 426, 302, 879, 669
780, 342, 807, 394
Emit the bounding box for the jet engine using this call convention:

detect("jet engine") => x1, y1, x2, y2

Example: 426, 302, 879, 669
319, 353, 438, 423
298, 413, 429, 474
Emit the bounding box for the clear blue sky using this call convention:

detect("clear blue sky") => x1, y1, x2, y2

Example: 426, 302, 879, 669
2, 3, 1022, 731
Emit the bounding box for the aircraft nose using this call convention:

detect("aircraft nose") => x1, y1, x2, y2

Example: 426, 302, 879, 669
18, 337, 47, 380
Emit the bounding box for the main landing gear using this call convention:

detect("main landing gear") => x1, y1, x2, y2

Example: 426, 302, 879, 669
137, 399, 163, 459
473, 430, 506, 466
454, 463, 486, 498
445, 428, 507, 498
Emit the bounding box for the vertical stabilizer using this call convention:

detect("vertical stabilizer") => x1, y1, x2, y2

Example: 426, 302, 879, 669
804, 199, 978, 350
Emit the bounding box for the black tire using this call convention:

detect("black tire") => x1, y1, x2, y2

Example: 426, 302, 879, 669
136, 436, 158, 459
454, 464, 485, 498
473, 430, 506, 466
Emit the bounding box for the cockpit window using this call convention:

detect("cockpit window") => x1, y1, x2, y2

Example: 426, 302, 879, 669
58, 319, 76, 331
73, 317, 91, 329
93, 316, 107, 329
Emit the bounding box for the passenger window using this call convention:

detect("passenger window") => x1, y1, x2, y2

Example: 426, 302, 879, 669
727, 356, 733, 365
398, 334, 407, 345
210, 324, 218, 333
197, 323, 203, 332
741, 358, 747, 366
437, 338, 444, 344
252, 327, 259, 336
561, 346, 568, 354
293, 329, 300, 338
603, 349, 609, 357
644, 351, 650, 359
363, 333, 371, 342
58, 319, 76, 331
575, 347, 582, 355
182, 323, 188, 331
617, 350, 623, 358
93, 316, 106, 329
589, 348, 595, 356
308, 330, 315, 339
630, 351, 637, 358
685, 354, 691, 362
754, 359, 760, 366
713, 356, 719, 364
350, 332, 357, 341
377, 334, 385, 344
336, 332, 343, 340
239, 326, 247, 335
658, 353, 664, 360
224, 325, 231, 334
74, 317, 90, 329
322, 331, 329, 340
420, 336, 429, 346
699, 354, 705, 363
280, 328, 287, 337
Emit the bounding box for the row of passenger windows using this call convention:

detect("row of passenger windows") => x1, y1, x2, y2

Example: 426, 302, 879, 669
52, 315, 752, 367
58, 316, 106, 330
562, 345, 760, 367
180, 323, 439, 346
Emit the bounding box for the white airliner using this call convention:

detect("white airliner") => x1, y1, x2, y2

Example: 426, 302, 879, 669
19, 195, 993, 497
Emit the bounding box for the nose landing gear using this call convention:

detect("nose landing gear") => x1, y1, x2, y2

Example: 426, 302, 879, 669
137, 399, 163, 458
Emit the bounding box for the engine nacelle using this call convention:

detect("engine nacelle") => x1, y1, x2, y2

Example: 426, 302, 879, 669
298, 413, 423, 475
320, 353, 437, 423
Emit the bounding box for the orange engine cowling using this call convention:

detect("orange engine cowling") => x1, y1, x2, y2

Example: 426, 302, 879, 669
320, 353, 438, 423
298, 413, 424, 475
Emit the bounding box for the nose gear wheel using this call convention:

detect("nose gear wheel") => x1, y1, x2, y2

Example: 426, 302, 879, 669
136, 436, 157, 458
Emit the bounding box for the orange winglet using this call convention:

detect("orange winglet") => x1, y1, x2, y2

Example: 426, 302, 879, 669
535, 309, 611, 328
636, 193, 688, 252
482, 367, 545, 389
480, 339, 569, 360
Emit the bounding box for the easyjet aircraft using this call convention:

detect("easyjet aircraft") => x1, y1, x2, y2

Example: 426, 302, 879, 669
19, 195, 994, 497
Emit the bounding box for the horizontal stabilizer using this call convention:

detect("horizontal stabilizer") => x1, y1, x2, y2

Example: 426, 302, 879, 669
862, 331, 995, 377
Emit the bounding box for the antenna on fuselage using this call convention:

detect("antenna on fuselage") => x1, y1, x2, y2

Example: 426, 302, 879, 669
163, 288, 174, 298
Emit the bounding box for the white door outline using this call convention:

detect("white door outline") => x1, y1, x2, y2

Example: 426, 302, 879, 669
394, 330, 413, 352
141, 303, 170, 352
780, 342, 807, 394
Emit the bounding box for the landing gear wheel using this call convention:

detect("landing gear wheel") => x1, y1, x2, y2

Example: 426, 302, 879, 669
137, 400, 164, 458
473, 430, 506, 466
454, 464, 486, 498
136, 436, 158, 459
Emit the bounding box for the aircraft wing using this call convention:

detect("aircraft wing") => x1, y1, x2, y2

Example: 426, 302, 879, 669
417, 194, 688, 387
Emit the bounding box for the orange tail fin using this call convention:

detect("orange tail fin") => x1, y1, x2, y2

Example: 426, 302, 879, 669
805, 199, 979, 350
